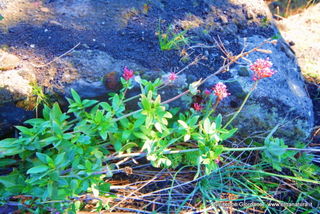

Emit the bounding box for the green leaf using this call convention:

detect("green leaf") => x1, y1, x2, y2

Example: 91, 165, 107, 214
95, 110, 103, 124
271, 34, 281, 40
145, 116, 153, 128
98, 183, 111, 193
178, 120, 189, 129
52, 121, 63, 136
133, 132, 148, 140
24, 118, 45, 126
119, 117, 130, 128
215, 114, 222, 129
0, 15, 4, 21
47, 182, 53, 199
50, 103, 63, 120
203, 118, 211, 134
0, 159, 17, 167
42, 105, 50, 120
70, 179, 79, 192
112, 94, 120, 110
36, 152, 49, 164
93, 150, 103, 159
220, 128, 237, 140
189, 80, 201, 95
265, 138, 287, 157
0, 171, 24, 189
54, 152, 65, 166
154, 122, 162, 133
15, 126, 33, 135
27, 165, 49, 174
0, 138, 17, 148
72, 156, 80, 169
184, 134, 191, 142
141, 93, 152, 110
91, 184, 99, 197
82, 99, 98, 108
189, 115, 200, 126
72, 201, 82, 213
163, 111, 172, 119
134, 115, 146, 128
100, 102, 112, 111
71, 89, 81, 103
0, 138, 23, 157
114, 140, 122, 152
263, 137, 289, 171
85, 160, 92, 169
121, 130, 131, 140
100, 129, 108, 140
120, 142, 138, 152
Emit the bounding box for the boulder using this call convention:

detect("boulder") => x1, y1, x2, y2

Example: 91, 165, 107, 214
0, 51, 36, 104
0, 50, 20, 71
54, 49, 188, 109
0, 51, 36, 136
202, 35, 313, 143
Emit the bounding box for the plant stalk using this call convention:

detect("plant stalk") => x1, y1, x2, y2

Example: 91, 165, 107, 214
223, 81, 258, 128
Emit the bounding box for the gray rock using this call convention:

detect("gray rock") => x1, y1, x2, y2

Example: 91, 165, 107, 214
0, 69, 35, 104
0, 51, 36, 105
59, 50, 149, 99
51, 0, 313, 144
56, 49, 188, 109
212, 36, 313, 143
0, 50, 21, 71
0, 103, 34, 137
0, 51, 36, 137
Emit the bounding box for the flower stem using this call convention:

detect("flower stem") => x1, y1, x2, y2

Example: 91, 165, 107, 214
107, 146, 267, 161
223, 81, 258, 129
223, 146, 266, 152
204, 99, 220, 119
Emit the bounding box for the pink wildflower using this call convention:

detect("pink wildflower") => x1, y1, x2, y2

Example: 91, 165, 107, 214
168, 72, 178, 81
122, 66, 134, 80
215, 156, 221, 164
212, 82, 230, 101
249, 58, 276, 81
204, 89, 211, 95
193, 103, 203, 111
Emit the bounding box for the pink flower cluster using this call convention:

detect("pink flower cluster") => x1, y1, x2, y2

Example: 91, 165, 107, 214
168, 72, 178, 81
123, 66, 134, 80
212, 82, 230, 101
249, 58, 276, 81
193, 103, 203, 111
193, 82, 230, 111
204, 89, 211, 95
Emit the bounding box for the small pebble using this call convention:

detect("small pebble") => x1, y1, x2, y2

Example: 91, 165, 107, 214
40, 7, 50, 13
82, 44, 90, 49
289, 41, 295, 46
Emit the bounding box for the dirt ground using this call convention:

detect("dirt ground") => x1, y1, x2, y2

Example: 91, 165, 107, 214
275, 3, 320, 134
0, 0, 184, 73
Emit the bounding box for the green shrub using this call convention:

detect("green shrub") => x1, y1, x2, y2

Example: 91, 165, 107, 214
0, 53, 318, 213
